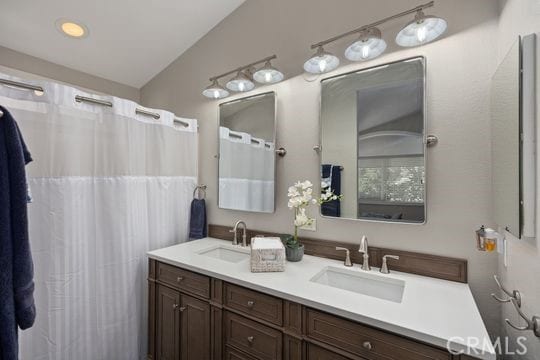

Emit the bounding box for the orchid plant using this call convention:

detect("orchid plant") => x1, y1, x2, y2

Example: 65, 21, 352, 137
285, 180, 341, 249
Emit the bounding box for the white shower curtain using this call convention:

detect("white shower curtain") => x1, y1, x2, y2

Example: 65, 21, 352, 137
0, 73, 198, 360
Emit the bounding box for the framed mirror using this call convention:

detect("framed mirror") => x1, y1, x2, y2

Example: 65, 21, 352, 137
491, 35, 536, 239
218, 92, 276, 213
319, 57, 426, 223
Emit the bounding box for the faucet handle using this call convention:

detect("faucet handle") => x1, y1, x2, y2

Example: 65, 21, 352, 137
336, 247, 353, 267
380, 255, 400, 274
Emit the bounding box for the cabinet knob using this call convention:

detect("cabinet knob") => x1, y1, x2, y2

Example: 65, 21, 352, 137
246, 300, 255, 307
247, 336, 254, 344
177, 276, 184, 282
172, 304, 186, 312
362, 341, 372, 350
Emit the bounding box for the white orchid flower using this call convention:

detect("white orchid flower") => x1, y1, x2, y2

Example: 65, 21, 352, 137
301, 180, 312, 189
294, 208, 312, 227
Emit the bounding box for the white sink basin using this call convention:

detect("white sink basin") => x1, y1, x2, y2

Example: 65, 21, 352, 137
310, 266, 405, 303
197, 245, 250, 263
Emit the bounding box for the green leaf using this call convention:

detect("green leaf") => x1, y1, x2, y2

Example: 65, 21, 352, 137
280, 234, 300, 249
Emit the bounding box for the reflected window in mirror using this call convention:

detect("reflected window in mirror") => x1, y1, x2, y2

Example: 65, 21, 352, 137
218, 92, 276, 213
320, 57, 426, 223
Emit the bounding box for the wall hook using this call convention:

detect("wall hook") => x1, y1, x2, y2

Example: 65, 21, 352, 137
491, 275, 521, 307
505, 298, 540, 337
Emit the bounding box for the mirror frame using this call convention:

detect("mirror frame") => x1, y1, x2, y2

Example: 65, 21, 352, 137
217, 91, 277, 213
318, 56, 428, 224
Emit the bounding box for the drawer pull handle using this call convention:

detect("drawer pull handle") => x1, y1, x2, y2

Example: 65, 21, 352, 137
177, 276, 184, 282
362, 341, 372, 350
247, 336, 254, 344
247, 300, 255, 307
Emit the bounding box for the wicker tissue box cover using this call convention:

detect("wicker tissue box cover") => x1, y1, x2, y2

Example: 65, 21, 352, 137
250, 237, 285, 273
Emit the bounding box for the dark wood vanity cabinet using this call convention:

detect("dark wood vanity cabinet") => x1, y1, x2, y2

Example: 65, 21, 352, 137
148, 259, 469, 360
155, 284, 211, 360
156, 284, 181, 360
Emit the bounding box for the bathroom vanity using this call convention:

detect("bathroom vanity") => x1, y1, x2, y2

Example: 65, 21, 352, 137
147, 228, 495, 360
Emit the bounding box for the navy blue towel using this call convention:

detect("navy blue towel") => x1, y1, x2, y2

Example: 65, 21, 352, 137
321, 164, 342, 217
0, 106, 36, 360
189, 198, 207, 240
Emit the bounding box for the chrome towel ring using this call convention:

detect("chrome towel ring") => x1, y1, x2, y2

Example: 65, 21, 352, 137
193, 185, 207, 200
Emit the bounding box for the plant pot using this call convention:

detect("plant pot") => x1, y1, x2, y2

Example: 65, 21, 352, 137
285, 244, 304, 262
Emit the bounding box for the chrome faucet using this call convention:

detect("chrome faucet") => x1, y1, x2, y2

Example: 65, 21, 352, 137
335, 247, 353, 267
380, 255, 400, 274
358, 235, 371, 271
230, 220, 248, 247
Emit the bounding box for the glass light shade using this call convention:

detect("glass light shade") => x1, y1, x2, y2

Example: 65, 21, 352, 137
253, 61, 284, 84
396, 11, 447, 47
226, 72, 255, 92
303, 46, 340, 74
345, 28, 387, 61
202, 80, 229, 99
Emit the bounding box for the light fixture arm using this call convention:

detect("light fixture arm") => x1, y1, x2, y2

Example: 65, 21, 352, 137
310, 1, 434, 49
209, 55, 277, 82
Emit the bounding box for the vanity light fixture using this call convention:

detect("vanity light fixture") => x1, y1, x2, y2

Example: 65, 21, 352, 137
304, 1, 446, 74
395, 10, 447, 47
203, 55, 284, 99
253, 60, 284, 84
202, 79, 229, 99
344, 27, 387, 61
303, 46, 340, 74
226, 71, 255, 92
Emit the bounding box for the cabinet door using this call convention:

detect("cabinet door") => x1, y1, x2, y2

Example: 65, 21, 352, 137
157, 285, 181, 360
180, 294, 211, 360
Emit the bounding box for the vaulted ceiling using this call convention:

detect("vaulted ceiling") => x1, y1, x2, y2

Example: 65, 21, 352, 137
0, 0, 244, 87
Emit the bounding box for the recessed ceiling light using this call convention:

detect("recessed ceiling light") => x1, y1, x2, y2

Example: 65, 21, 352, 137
55, 18, 89, 39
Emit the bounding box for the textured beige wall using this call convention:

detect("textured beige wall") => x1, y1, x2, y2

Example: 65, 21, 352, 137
0, 46, 139, 101
496, 0, 540, 358
141, 0, 501, 336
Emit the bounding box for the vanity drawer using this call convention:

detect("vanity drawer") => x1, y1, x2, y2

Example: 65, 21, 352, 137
224, 311, 282, 360
224, 283, 283, 326
157, 262, 210, 299
305, 308, 451, 360
225, 346, 258, 360
307, 344, 356, 360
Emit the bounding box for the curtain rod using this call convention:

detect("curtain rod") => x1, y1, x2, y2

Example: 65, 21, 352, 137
1, 77, 191, 127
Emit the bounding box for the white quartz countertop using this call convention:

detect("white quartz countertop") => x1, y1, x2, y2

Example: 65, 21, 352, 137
148, 237, 495, 359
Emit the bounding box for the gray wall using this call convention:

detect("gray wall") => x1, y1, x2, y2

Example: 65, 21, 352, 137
0, 46, 139, 101
496, 0, 540, 358
141, 0, 501, 336
221, 94, 275, 141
